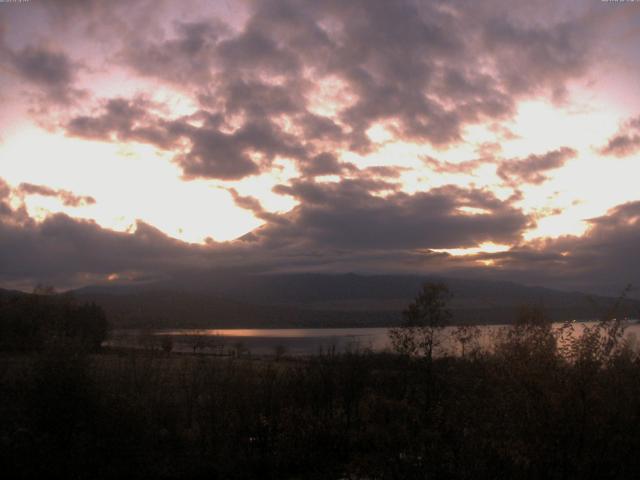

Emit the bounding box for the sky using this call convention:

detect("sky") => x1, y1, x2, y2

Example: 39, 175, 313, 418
1, 0, 640, 296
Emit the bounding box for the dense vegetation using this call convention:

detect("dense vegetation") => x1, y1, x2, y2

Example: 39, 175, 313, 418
2, 284, 640, 478
0, 289, 108, 352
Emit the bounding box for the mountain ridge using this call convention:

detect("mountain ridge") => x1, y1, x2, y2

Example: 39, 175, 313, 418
68, 273, 640, 329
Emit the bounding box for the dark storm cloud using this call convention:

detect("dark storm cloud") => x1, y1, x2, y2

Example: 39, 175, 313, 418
0, 178, 9, 198
307, 0, 594, 144
298, 113, 345, 143
217, 29, 301, 77
497, 147, 577, 185
272, 177, 398, 205
220, 78, 302, 117
5, 44, 83, 104
259, 180, 530, 250
66, 97, 177, 148
0, 206, 212, 287
1, 0, 628, 293
122, 19, 229, 86
0, 176, 445, 286
65, 97, 310, 180
585, 201, 640, 230
0, 177, 208, 287
174, 118, 308, 180
318, 0, 467, 149
167, 132, 254, 180
227, 188, 264, 215
12, 46, 73, 85
91, 0, 604, 181
0, 178, 11, 217
2, 179, 506, 286
0, 186, 280, 288
360, 166, 407, 179
227, 188, 283, 224
482, 16, 592, 101
299, 153, 350, 177
598, 116, 640, 157
39, 0, 132, 25
17, 183, 96, 207
3, 169, 639, 296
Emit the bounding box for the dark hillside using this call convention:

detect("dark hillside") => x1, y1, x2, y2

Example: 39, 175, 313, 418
73, 274, 640, 328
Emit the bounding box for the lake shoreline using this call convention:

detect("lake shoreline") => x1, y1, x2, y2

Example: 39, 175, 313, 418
106, 320, 635, 357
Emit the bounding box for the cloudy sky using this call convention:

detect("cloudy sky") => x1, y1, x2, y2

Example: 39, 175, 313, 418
1, 0, 640, 295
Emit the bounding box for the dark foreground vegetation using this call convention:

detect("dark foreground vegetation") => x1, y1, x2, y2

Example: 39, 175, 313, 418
0, 286, 108, 353
2, 285, 640, 478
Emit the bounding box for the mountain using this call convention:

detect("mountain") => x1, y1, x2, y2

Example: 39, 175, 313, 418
72, 273, 640, 329
0, 288, 27, 298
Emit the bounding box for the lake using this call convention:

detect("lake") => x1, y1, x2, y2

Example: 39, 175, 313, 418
108, 320, 640, 356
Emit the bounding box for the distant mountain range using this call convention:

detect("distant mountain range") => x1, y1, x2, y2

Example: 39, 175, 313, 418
61, 273, 640, 329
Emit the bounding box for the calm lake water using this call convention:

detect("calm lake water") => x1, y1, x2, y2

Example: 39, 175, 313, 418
109, 321, 640, 356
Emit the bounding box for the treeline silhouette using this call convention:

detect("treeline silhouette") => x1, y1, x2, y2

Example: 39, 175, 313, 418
0, 288, 108, 352
2, 284, 640, 478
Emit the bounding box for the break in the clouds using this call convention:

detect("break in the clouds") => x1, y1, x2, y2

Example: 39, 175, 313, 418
457, 200, 640, 296
1, 0, 640, 295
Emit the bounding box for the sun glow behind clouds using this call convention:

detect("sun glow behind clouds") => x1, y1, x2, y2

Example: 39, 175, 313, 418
0, 126, 260, 243
503, 100, 631, 240
502, 101, 621, 158
0, 33, 634, 250
307, 75, 355, 118
228, 158, 299, 214
430, 242, 511, 257
1, 89, 635, 251
336, 98, 634, 248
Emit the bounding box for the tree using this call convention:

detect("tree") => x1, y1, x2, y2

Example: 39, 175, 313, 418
389, 282, 452, 360
453, 323, 482, 358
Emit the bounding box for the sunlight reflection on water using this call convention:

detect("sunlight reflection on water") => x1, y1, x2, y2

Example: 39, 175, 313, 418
107, 321, 640, 356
